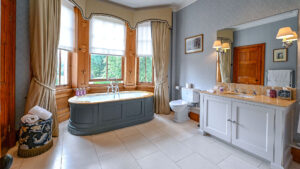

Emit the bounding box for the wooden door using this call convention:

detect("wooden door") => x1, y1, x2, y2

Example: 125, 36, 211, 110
233, 44, 265, 85
0, 0, 16, 156
203, 95, 232, 143
231, 101, 275, 161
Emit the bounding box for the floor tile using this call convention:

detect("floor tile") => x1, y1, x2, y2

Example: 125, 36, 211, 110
153, 134, 193, 162
120, 133, 159, 159
218, 155, 259, 169
176, 153, 221, 169
138, 152, 180, 169
183, 135, 230, 164
99, 147, 141, 169
115, 126, 141, 138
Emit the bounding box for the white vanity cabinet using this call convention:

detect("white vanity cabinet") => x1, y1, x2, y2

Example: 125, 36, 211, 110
203, 95, 232, 142
231, 101, 275, 161
200, 93, 295, 169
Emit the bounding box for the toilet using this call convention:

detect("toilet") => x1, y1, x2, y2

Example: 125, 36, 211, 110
169, 88, 200, 123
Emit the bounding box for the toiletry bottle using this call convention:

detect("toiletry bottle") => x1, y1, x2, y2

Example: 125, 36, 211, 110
83, 88, 86, 95
79, 88, 83, 96
76, 88, 79, 96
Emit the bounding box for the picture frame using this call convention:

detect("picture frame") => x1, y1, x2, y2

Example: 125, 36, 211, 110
273, 48, 288, 62
185, 34, 203, 54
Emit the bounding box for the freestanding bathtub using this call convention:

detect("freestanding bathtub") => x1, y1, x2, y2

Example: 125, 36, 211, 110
68, 91, 154, 135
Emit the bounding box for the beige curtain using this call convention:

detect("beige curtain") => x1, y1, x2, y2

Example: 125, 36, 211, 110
25, 0, 61, 137
219, 51, 231, 83
151, 21, 170, 114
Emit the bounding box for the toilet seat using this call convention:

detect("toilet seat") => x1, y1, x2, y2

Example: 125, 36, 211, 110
169, 100, 188, 107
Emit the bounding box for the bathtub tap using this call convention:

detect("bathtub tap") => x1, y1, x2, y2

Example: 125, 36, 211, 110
107, 81, 120, 98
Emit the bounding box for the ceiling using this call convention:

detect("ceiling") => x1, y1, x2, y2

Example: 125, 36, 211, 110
108, 0, 197, 11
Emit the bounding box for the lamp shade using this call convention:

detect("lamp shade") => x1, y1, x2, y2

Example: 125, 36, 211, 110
221, 42, 230, 50
213, 40, 222, 49
285, 31, 298, 42
276, 27, 294, 39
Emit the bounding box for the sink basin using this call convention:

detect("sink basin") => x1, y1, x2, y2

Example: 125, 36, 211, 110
236, 94, 255, 98
223, 92, 255, 98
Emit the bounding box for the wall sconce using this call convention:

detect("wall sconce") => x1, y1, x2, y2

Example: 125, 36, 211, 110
276, 27, 298, 48
213, 40, 230, 53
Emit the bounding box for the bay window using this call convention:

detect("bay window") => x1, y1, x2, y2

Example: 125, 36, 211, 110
89, 16, 126, 84
137, 21, 153, 83
56, 0, 74, 86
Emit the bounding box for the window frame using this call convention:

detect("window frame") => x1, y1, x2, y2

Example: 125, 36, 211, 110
89, 53, 125, 83
56, 49, 72, 88
136, 56, 154, 85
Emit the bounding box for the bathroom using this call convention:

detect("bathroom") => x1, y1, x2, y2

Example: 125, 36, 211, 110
1, 0, 300, 169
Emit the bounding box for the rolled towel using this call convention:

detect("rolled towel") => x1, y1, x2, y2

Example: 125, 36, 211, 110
21, 114, 39, 124
28, 106, 52, 120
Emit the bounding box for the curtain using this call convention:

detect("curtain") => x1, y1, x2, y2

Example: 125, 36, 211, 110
58, 0, 75, 51
151, 22, 170, 115
25, 0, 61, 137
90, 15, 126, 56
219, 51, 231, 83
137, 21, 152, 57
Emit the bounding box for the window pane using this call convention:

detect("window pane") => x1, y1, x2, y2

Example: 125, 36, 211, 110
90, 54, 107, 79
146, 57, 153, 83
108, 56, 122, 79
139, 57, 146, 82
60, 50, 69, 85
56, 51, 60, 85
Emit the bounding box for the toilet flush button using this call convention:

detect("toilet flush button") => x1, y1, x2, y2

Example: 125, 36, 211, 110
175, 86, 180, 90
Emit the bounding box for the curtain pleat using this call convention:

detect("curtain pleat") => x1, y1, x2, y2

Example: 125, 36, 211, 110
25, 0, 61, 137
219, 52, 231, 83
151, 22, 170, 115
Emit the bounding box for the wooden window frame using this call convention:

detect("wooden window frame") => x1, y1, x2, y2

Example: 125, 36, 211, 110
89, 54, 125, 83
56, 49, 72, 88
136, 56, 154, 85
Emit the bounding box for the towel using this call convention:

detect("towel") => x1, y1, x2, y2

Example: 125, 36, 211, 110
28, 106, 52, 120
267, 70, 292, 87
21, 114, 39, 124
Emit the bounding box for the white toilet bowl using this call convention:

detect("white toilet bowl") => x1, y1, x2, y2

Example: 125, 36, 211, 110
169, 100, 190, 123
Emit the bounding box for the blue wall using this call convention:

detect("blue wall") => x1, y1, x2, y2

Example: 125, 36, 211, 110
16, 0, 30, 128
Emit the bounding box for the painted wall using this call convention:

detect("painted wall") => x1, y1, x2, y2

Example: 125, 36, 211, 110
173, 0, 300, 140
15, 0, 30, 128
233, 17, 298, 86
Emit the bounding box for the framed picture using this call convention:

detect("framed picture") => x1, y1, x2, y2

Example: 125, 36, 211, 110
273, 48, 288, 62
185, 34, 203, 54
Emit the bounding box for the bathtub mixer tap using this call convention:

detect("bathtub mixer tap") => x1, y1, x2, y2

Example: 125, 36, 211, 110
107, 80, 120, 98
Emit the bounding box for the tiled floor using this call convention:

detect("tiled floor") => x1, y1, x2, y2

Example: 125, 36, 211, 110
8, 114, 300, 169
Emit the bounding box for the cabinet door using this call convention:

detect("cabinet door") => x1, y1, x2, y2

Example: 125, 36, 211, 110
232, 102, 275, 161
203, 96, 232, 142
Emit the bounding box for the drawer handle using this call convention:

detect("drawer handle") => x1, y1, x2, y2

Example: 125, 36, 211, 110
227, 119, 232, 122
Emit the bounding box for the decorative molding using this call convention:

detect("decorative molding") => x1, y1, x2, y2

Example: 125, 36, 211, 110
173, 0, 198, 12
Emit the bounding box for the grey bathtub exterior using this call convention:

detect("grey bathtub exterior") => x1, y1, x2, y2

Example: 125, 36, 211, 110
68, 96, 154, 135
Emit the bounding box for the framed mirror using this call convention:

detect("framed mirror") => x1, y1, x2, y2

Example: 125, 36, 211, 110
216, 10, 298, 88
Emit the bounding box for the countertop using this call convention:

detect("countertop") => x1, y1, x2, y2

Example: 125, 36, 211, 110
200, 91, 296, 107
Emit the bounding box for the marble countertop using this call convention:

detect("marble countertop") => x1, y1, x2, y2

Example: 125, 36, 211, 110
200, 91, 296, 107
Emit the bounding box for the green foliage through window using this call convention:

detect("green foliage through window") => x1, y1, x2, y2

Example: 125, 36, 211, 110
90, 54, 122, 81
139, 56, 153, 83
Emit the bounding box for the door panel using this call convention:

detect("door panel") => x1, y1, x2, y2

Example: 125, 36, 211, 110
0, 0, 16, 156
203, 95, 231, 142
233, 44, 265, 85
232, 102, 275, 160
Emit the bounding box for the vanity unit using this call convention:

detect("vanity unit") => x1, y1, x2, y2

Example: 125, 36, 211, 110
199, 92, 296, 169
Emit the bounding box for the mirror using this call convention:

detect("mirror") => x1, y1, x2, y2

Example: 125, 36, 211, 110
216, 10, 298, 88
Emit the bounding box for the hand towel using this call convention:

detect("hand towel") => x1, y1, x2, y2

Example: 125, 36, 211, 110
21, 114, 39, 124
28, 105, 52, 120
